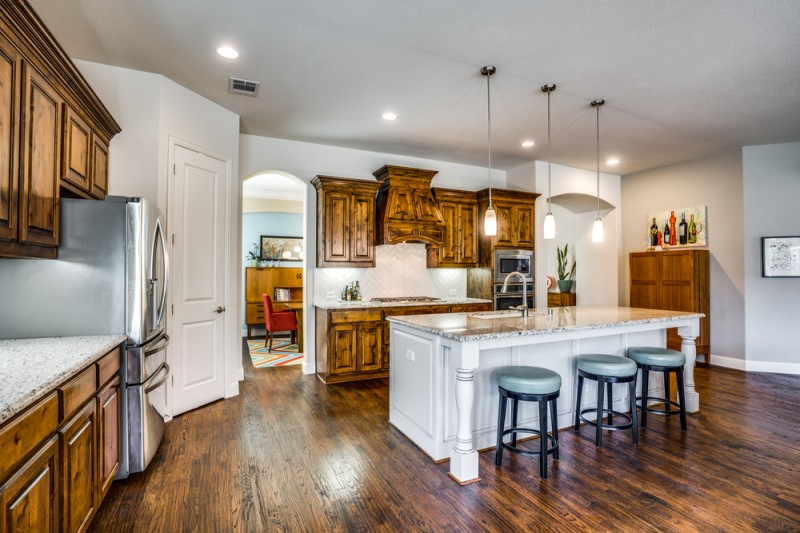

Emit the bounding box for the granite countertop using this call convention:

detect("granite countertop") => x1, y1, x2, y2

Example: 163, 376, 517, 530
0, 334, 127, 425
387, 306, 705, 342
314, 297, 491, 310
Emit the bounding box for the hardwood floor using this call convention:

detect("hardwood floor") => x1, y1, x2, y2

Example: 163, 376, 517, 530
90, 343, 800, 532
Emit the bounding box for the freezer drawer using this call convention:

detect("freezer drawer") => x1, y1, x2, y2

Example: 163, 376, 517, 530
126, 361, 169, 474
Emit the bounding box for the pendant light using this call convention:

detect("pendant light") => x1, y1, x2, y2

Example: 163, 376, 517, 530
591, 99, 605, 243
481, 65, 497, 236
542, 84, 557, 240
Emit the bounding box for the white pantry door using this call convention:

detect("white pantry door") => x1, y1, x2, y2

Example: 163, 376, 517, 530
170, 144, 229, 416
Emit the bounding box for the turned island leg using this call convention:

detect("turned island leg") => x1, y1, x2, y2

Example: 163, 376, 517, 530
449, 341, 481, 485
678, 318, 701, 413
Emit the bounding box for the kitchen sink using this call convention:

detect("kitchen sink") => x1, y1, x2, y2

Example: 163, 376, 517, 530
469, 310, 524, 319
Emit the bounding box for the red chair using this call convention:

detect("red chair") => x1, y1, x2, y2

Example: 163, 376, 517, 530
262, 294, 298, 351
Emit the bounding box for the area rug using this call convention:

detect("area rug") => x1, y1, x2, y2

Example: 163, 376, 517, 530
247, 339, 303, 367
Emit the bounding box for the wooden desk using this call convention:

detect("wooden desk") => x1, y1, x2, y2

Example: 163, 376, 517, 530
276, 301, 304, 353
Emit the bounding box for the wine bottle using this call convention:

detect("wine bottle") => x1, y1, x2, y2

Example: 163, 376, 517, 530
689, 214, 697, 243
669, 211, 677, 246
663, 220, 671, 246
678, 212, 688, 245
650, 218, 658, 246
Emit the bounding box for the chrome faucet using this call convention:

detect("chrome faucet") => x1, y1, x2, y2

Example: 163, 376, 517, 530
501, 271, 529, 317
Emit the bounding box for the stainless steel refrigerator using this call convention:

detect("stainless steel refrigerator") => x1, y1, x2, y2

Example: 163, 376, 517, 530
0, 196, 170, 477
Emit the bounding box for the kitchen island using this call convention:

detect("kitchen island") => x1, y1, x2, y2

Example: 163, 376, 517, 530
387, 306, 702, 485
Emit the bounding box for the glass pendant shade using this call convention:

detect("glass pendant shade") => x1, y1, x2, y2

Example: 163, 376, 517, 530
592, 217, 604, 242
543, 212, 555, 239
484, 207, 497, 236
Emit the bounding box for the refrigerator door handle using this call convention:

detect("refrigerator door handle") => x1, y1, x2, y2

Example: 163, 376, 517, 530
143, 334, 170, 357
144, 362, 171, 394
150, 217, 170, 330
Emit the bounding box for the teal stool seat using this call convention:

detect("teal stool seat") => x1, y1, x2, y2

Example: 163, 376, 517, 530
577, 353, 637, 378
496, 366, 562, 395
574, 354, 638, 447
627, 346, 688, 430
628, 347, 685, 367
494, 366, 561, 478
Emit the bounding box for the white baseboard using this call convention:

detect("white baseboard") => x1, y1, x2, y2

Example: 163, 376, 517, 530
708, 354, 800, 375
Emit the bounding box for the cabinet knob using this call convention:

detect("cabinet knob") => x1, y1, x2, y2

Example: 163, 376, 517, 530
215, 306, 226, 313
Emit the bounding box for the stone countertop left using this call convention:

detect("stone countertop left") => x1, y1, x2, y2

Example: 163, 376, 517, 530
0, 334, 127, 425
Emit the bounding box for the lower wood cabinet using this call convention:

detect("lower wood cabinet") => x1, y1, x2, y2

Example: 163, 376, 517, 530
60, 401, 97, 533
0, 435, 59, 533
0, 345, 121, 533
317, 302, 492, 383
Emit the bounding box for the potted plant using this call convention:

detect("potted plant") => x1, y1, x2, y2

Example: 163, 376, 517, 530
246, 243, 260, 267
556, 243, 576, 293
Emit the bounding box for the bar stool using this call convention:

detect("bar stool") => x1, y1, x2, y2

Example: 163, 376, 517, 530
574, 354, 638, 448
494, 366, 561, 478
628, 347, 687, 430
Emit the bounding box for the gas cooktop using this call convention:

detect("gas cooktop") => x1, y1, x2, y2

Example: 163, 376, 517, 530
370, 296, 443, 303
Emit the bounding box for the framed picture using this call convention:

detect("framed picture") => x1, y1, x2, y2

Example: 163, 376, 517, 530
646, 205, 708, 248
260, 236, 304, 261
762, 236, 800, 278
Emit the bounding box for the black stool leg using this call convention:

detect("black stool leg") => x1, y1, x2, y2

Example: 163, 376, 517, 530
629, 379, 638, 445
574, 375, 584, 432
595, 376, 605, 448
511, 398, 519, 447
640, 366, 650, 428
606, 381, 614, 425
550, 397, 559, 460
539, 399, 548, 478
664, 369, 672, 418
495, 390, 507, 466
676, 368, 687, 430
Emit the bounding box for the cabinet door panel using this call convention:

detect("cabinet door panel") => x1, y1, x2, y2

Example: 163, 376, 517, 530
0, 36, 20, 242
0, 436, 58, 533
357, 323, 382, 372
513, 204, 534, 247
89, 135, 108, 199
20, 65, 60, 247
459, 203, 478, 263
438, 203, 457, 263
324, 192, 350, 263
97, 378, 119, 502
330, 324, 357, 374
351, 194, 374, 262
63, 108, 91, 193
60, 400, 96, 533
494, 203, 514, 247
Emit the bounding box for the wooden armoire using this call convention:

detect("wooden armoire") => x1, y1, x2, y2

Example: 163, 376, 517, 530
629, 250, 710, 363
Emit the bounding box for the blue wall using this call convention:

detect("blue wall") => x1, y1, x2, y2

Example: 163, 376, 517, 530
242, 212, 304, 332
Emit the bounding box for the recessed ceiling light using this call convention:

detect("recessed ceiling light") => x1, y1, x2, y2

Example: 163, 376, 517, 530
521, 140, 535, 148
606, 158, 620, 165
382, 112, 397, 121
216, 46, 239, 59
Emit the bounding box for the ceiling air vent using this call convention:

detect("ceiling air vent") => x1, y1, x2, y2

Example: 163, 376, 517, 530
228, 77, 260, 96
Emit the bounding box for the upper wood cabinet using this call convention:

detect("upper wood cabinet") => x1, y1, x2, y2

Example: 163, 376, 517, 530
0, 1, 120, 259
630, 250, 710, 361
312, 176, 380, 268
426, 188, 478, 268
476, 188, 540, 268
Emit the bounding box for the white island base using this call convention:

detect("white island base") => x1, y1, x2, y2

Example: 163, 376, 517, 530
388, 306, 702, 485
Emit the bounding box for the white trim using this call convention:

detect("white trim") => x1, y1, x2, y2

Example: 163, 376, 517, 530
707, 354, 746, 371
746, 359, 800, 375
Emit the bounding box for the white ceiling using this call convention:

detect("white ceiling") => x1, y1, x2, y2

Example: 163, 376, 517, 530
29, 0, 800, 176
243, 173, 305, 200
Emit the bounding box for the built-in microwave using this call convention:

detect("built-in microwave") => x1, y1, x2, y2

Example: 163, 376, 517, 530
494, 249, 533, 284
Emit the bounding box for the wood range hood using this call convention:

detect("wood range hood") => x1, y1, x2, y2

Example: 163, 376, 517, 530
374, 165, 445, 246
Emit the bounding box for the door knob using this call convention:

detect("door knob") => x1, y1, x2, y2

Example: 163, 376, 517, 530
215, 306, 226, 313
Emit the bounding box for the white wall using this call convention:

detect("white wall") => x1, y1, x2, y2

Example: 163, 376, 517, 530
743, 142, 800, 373
74, 60, 243, 404
514, 160, 621, 309
620, 150, 745, 367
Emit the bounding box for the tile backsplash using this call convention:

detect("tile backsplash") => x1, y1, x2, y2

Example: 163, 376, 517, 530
313, 244, 466, 303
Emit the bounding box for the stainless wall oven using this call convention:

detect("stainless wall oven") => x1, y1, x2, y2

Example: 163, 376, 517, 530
493, 282, 534, 310
494, 249, 533, 284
